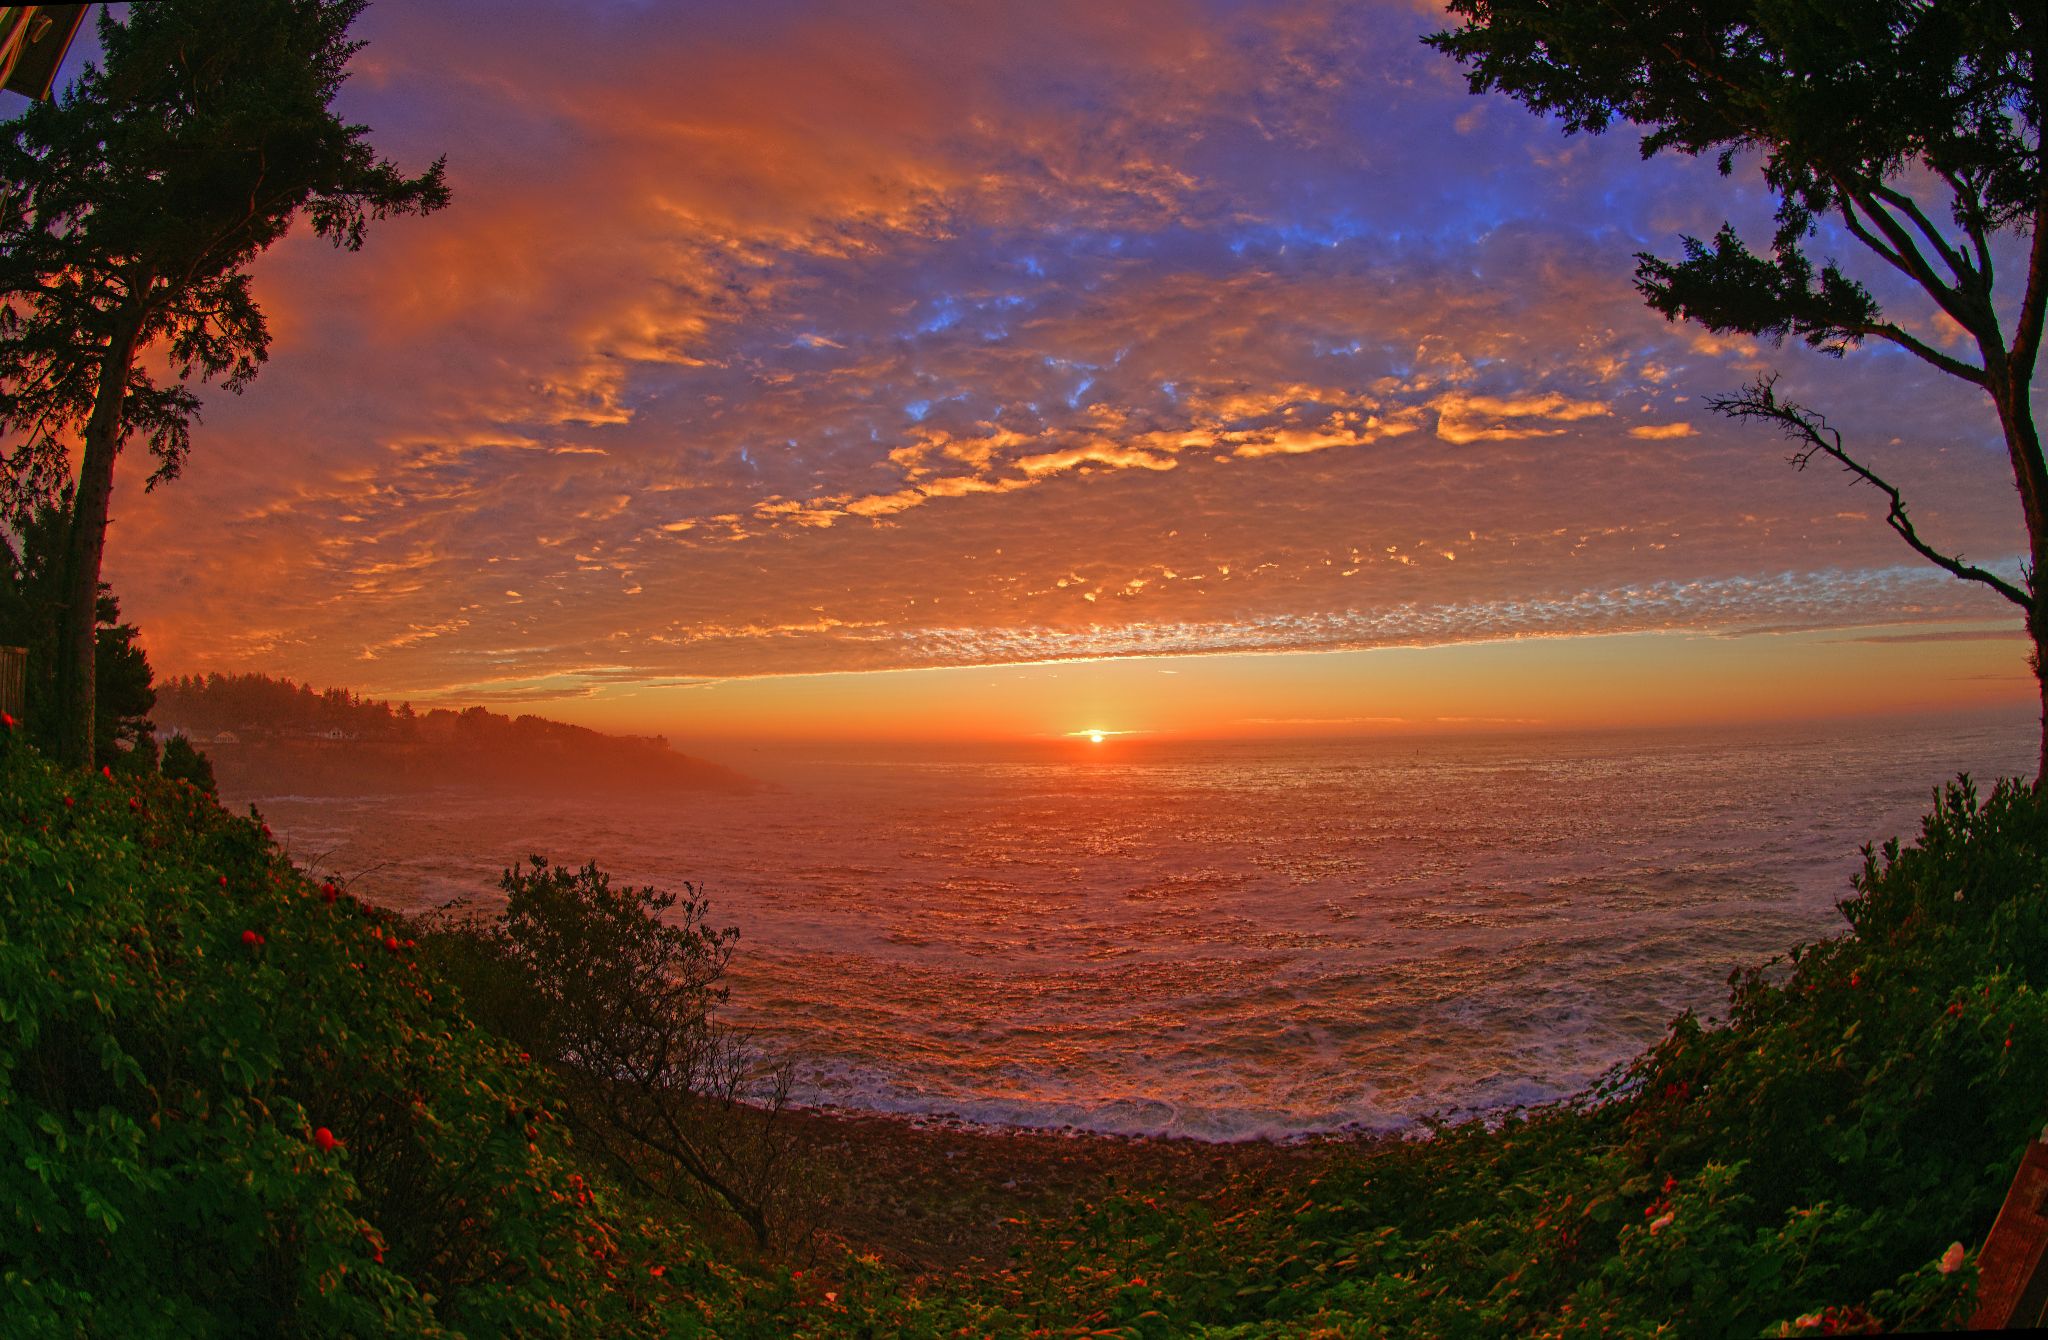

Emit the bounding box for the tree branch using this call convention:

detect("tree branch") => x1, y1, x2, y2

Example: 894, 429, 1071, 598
1869, 180, 1975, 292
1937, 166, 1998, 295
1854, 319, 1988, 385
1836, 188, 1984, 337
1708, 376, 2031, 610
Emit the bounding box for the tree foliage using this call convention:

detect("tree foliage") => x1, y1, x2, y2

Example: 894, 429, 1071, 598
1426, 2, 2038, 366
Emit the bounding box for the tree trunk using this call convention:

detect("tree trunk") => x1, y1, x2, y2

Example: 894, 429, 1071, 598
2037, 622, 2048, 787
1985, 360, 2048, 788
53, 313, 143, 770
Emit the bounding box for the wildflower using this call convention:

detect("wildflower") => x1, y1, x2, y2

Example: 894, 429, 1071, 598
321, 881, 338, 902
824, 1291, 839, 1304
313, 1127, 339, 1152
0, 711, 14, 728
241, 929, 265, 948
649, 1265, 666, 1278
1648, 1211, 1675, 1235
1939, 1242, 1966, 1274
1795, 1313, 1822, 1330
100, 765, 112, 780
383, 935, 400, 952
218, 875, 229, 888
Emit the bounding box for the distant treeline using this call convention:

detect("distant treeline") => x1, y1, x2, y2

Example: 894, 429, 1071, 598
154, 673, 753, 795
157, 673, 418, 741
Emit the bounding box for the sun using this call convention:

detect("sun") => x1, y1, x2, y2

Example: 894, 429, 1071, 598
1087, 730, 1106, 744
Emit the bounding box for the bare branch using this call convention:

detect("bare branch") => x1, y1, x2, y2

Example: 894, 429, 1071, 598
1707, 375, 2031, 610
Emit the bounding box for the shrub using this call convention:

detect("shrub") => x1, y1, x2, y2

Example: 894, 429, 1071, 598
417, 859, 793, 1247
160, 733, 216, 795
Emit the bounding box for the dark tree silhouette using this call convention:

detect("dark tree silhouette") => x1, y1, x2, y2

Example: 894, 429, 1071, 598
0, 0, 446, 768
1428, 2, 2046, 776
2, 500, 155, 765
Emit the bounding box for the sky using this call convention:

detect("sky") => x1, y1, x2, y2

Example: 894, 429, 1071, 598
65, 0, 2039, 743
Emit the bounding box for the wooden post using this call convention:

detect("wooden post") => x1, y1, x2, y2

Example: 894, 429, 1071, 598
1973, 1128, 2048, 1329
0, 644, 25, 721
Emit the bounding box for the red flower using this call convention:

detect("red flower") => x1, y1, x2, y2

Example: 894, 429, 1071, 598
320, 881, 338, 902
100, 765, 113, 780
0, 711, 15, 729
383, 935, 400, 952
241, 929, 265, 948
218, 875, 229, 888
313, 1127, 338, 1152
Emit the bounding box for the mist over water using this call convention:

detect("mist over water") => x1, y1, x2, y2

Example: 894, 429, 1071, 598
252, 714, 2033, 1141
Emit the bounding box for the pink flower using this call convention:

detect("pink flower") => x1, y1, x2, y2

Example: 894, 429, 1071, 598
1648, 1211, 1675, 1235
1939, 1241, 1966, 1274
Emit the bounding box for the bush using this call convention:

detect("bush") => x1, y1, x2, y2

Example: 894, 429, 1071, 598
160, 733, 216, 794
417, 859, 793, 1247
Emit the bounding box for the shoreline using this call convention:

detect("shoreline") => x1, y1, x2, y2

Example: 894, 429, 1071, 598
779, 1101, 1389, 1275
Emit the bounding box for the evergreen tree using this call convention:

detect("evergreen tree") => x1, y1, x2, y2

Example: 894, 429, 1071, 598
1, 500, 153, 764
0, 0, 447, 768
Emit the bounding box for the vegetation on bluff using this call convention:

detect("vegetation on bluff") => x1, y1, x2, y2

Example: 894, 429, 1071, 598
5, 712, 2046, 1335
0, 729, 778, 1336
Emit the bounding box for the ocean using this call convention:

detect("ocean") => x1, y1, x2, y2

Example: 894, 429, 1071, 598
243, 713, 2034, 1141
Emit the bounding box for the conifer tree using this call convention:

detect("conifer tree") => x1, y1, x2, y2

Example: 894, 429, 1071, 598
0, 0, 446, 766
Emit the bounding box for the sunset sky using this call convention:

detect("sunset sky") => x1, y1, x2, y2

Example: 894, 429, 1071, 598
72, 0, 2036, 742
